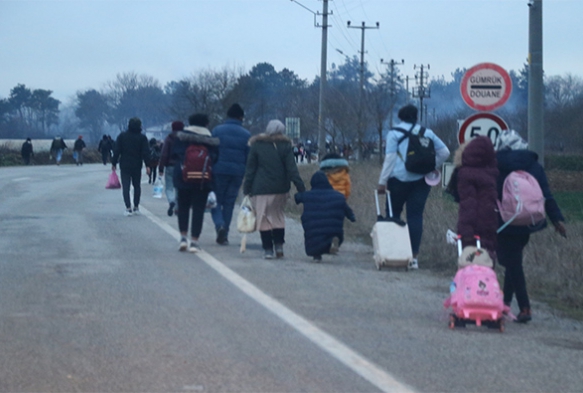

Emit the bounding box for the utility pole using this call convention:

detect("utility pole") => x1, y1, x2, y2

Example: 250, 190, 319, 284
412, 64, 430, 123
347, 20, 379, 160
528, 0, 544, 165
317, 0, 330, 159
290, 0, 331, 159
380, 58, 404, 128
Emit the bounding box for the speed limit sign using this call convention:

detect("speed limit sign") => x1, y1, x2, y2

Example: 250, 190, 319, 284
458, 112, 508, 145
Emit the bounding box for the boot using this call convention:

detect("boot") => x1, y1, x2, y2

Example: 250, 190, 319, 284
515, 308, 532, 323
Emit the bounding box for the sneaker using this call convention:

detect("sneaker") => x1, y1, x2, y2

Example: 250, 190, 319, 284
188, 241, 201, 253
408, 258, 419, 270
313, 255, 322, 262
132, 207, 140, 215
263, 249, 274, 259
178, 237, 188, 252
124, 208, 133, 217
515, 308, 532, 324
274, 244, 284, 258
167, 202, 175, 217
330, 237, 340, 255
216, 226, 228, 245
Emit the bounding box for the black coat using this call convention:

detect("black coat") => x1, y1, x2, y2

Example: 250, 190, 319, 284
112, 128, 150, 171
295, 171, 355, 256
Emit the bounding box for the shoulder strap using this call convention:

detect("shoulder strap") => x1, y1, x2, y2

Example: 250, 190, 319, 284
395, 124, 416, 145
418, 127, 426, 137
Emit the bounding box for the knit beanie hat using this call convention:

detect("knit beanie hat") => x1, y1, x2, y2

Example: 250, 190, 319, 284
171, 121, 184, 131
398, 104, 418, 123
227, 103, 244, 119
494, 129, 528, 151
265, 119, 285, 135
128, 117, 142, 132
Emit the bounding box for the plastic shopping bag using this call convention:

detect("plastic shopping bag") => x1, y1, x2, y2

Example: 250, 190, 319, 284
153, 177, 163, 198
237, 195, 256, 253
106, 169, 121, 189
205, 191, 217, 211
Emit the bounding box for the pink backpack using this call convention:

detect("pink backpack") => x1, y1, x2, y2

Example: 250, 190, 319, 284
497, 170, 545, 232
444, 265, 506, 325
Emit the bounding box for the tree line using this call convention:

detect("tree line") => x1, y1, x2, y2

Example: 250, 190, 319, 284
1, 59, 582, 155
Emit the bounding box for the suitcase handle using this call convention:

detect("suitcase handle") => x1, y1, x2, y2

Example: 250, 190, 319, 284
374, 189, 393, 218
456, 235, 482, 256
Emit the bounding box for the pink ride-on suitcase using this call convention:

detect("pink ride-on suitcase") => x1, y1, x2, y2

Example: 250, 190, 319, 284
443, 236, 509, 332
370, 190, 413, 271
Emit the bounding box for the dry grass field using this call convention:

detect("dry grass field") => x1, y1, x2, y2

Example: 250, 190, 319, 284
289, 160, 583, 320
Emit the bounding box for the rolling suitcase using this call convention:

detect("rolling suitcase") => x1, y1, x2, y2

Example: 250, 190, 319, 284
370, 190, 413, 270
443, 236, 509, 332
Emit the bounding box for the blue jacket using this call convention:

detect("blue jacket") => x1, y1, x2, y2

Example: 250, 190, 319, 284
496, 149, 564, 235
295, 171, 355, 256
211, 119, 251, 177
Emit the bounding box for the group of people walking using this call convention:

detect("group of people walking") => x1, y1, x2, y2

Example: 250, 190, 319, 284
108, 102, 566, 325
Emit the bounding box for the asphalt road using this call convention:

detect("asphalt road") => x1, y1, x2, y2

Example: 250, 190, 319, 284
0, 163, 582, 393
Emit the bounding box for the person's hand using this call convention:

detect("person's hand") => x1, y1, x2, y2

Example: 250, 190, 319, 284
377, 184, 387, 195
158, 170, 163, 177
554, 221, 567, 238
146, 167, 151, 175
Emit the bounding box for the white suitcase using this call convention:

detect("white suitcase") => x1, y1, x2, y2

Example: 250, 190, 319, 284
371, 190, 413, 270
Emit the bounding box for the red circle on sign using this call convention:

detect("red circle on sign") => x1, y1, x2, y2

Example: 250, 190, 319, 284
461, 63, 512, 111
458, 112, 508, 145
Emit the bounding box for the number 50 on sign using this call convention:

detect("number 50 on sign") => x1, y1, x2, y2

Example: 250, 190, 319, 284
457, 112, 508, 145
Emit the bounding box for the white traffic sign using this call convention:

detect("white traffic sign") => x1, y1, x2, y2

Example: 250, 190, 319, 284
458, 112, 508, 145
461, 63, 512, 111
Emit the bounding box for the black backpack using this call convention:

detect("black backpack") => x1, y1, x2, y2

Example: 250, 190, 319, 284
395, 126, 436, 175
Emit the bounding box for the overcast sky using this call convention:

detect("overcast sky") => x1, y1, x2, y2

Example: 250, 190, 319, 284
1, 0, 581, 104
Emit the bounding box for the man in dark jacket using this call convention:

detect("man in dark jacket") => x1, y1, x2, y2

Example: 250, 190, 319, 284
73, 135, 86, 166
494, 129, 567, 324
210, 103, 251, 245
111, 118, 151, 216
295, 171, 355, 261
98, 135, 112, 165
21, 138, 33, 165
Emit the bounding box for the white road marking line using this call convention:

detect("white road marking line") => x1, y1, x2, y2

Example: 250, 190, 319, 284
12, 177, 31, 182
141, 206, 415, 393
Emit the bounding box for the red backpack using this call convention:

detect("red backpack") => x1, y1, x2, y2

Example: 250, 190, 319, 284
182, 144, 212, 185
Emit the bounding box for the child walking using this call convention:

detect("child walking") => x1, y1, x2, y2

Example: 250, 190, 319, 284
295, 171, 355, 261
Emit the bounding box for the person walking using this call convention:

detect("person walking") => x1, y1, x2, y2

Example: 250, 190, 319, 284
494, 129, 567, 323
158, 121, 183, 216
50, 135, 67, 165
452, 136, 499, 258
147, 138, 161, 184
172, 113, 219, 253
243, 119, 306, 259
21, 137, 33, 165
111, 118, 151, 216
377, 104, 450, 270
73, 135, 86, 166
98, 135, 112, 165
210, 103, 251, 245
295, 171, 355, 261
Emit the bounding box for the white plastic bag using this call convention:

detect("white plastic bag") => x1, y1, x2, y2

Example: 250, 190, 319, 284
237, 196, 256, 253
153, 177, 163, 198
206, 191, 217, 210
